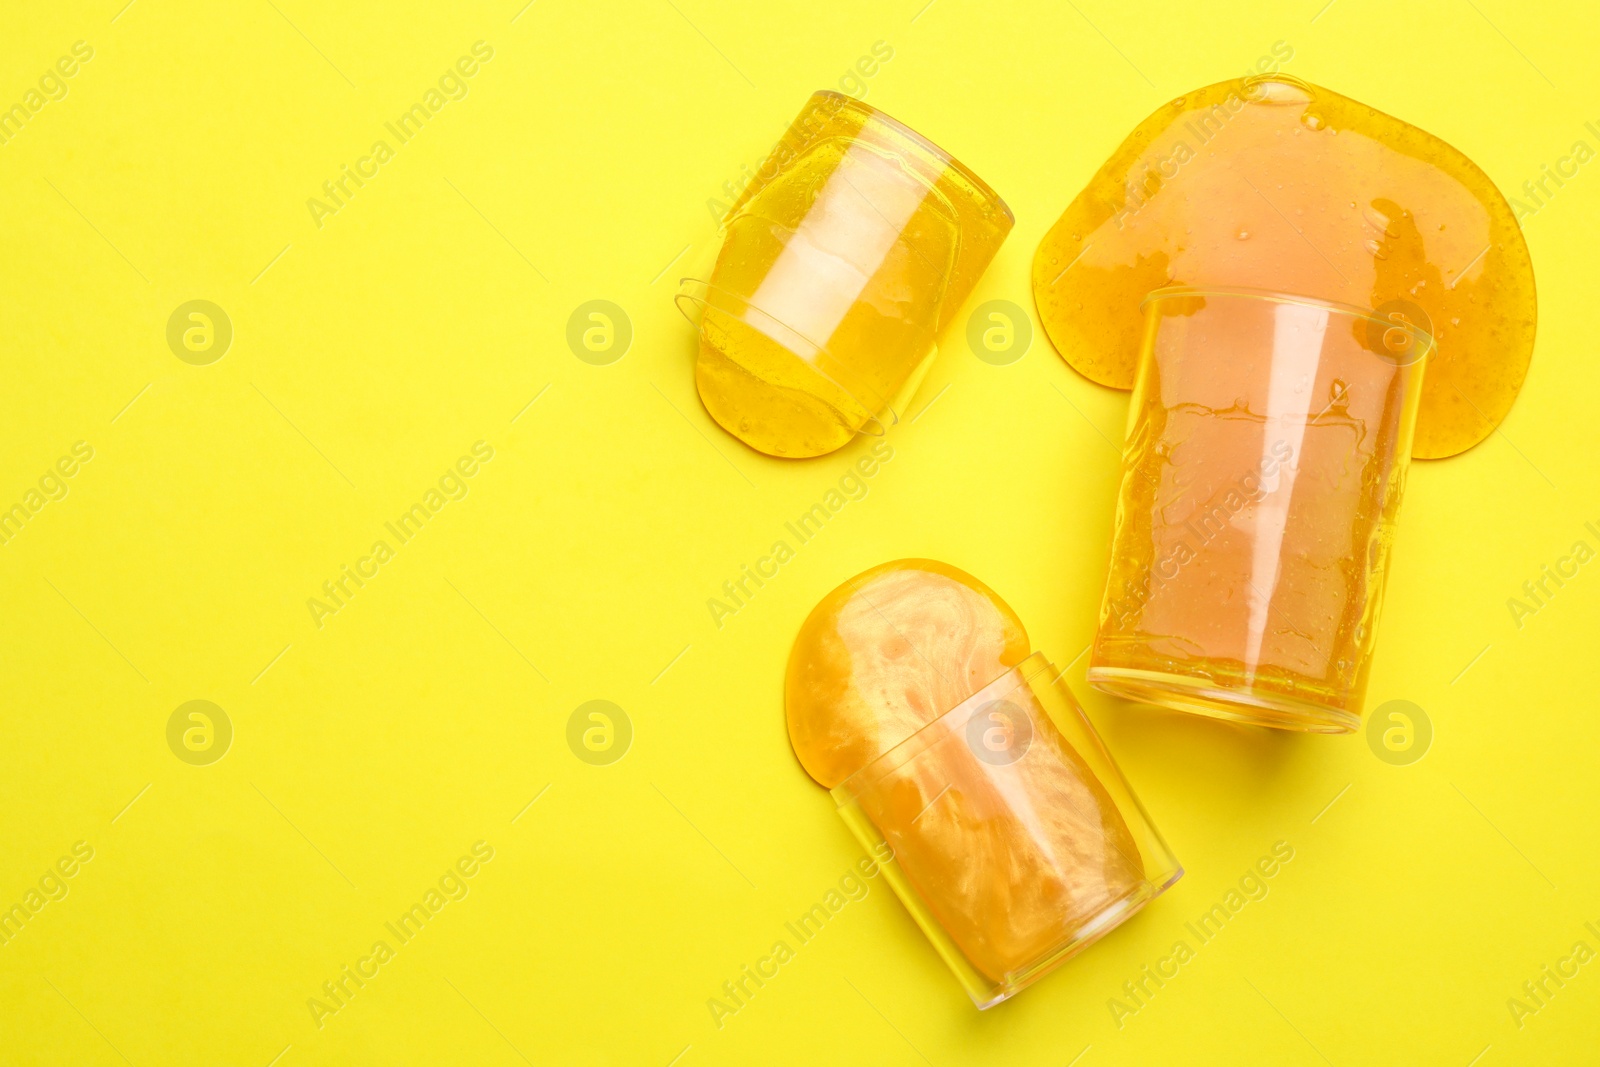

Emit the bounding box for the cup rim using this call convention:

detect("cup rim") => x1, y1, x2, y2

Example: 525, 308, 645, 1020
813, 90, 1015, 227
831, 651, 1056, 803
1139, 284, 1437, 359
1139, 286, 1440, 369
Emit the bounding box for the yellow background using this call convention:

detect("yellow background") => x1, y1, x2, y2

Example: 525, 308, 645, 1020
3, 1, 1597, 1063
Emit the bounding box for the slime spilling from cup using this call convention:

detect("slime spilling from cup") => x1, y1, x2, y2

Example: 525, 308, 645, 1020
1031, 74, 1536, 458
788, 561, 1175, 997
680, 92, 1012, 458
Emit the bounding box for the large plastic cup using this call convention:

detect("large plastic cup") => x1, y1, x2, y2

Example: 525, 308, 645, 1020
1087, 287, 1432, 732
678, 91, 1013, 458
833, 653, 1182, 1008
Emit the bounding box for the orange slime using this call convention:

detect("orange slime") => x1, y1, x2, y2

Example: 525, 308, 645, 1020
787, 561, 1143, 980
786, 560, 1028, 788
1032, 74, 1536, 458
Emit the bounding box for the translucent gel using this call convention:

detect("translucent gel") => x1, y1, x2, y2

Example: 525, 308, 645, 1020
1031, 75, 1536, 458
788, 561, 1145, 980
691, 93, 1012, 458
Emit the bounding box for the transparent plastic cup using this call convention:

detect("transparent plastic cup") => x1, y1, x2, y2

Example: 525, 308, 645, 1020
832, 653, 1182, 1008
678, 90, 1013, 458
1088, 287, 1433, 732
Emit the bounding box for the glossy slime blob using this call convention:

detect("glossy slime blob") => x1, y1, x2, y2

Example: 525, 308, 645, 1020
786, 560, 1029, 788
680, 92, 1012, 458
788, 561, 1181, 1006
1031, 74, 1536, 458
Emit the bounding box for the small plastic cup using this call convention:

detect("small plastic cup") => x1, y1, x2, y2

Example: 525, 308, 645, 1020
678, 91, 1013, 458
832, 653, 1181, 1008
1088, 287, 1433, 732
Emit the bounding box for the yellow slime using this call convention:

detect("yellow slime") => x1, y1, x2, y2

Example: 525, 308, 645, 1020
691, 93, 1012, 458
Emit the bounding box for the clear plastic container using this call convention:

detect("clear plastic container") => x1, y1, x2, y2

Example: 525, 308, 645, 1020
832, 653, 1182, 1008
678, 90, 1013, 458
1088, 287, 1432, 732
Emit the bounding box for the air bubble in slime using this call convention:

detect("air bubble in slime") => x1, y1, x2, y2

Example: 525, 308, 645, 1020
678, 92, 1013, 458
1031, 76, 1537, 731
787, 560, 1181, 1007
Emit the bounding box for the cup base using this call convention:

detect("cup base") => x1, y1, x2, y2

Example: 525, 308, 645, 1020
970, 871, 1182, 1009
833, 654, 1185, 1008
1086, 666, 1359, 734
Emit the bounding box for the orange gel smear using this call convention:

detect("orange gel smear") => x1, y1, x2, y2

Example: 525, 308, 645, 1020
787, 561, 1143, 979
1031, 75, 1536, 458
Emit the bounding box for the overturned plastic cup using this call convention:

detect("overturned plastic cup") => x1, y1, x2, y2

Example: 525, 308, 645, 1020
833, 653, 1182, 1008
678, 91, 1013, 458
1088, 287, 1433, 732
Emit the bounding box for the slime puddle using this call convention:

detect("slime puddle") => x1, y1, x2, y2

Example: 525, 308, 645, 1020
1031, 74, 1536, 458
